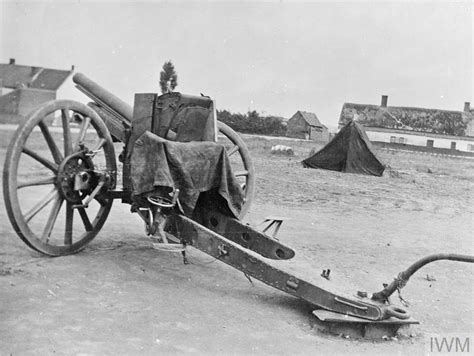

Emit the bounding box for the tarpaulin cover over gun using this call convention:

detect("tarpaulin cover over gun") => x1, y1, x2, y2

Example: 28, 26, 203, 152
130, 131, 245, 219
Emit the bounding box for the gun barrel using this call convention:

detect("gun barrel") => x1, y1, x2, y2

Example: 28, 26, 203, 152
73, 72, 133, 122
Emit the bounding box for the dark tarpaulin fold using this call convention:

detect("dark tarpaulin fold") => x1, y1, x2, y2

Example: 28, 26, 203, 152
302, 121, 385, 176
130, 131, 244, 218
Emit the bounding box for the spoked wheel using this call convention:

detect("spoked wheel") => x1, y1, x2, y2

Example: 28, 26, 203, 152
217, 121, 255, 219
3, 100, 117, 256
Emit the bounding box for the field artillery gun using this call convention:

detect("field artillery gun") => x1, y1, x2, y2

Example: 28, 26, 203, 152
3, 73, 473, 338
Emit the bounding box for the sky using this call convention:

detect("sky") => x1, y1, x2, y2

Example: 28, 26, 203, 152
1, 1, 472, 129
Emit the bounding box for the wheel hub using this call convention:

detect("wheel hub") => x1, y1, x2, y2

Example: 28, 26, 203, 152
57, 152, 94, 202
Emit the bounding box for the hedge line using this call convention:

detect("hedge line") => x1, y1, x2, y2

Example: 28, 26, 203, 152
217, 110, 286, 136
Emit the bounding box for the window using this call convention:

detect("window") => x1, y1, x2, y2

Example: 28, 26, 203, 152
390, 136, 396, 143
450, 142, 456, 150
399, 137, 406, 144
467, 144, 474, 151
427, 139, 434, 148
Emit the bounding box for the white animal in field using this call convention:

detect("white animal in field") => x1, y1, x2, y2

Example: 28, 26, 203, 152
271, 145, 294, 156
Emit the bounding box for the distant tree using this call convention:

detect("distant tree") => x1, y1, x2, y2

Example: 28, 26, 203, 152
217, 109, 287, 136
159, 61, 178, 94
264, 116, 287, 136
246, 110, 261, 133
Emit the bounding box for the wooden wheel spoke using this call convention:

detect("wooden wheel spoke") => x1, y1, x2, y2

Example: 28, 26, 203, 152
75, 116, 91, 150
41, 196, 64, 241
234, 170, 249, 177
61, 109, 73, 156
95, 195, 108, 207
77, 207, 93, 231
24, 188, 58, 223
23, 147, 58, 172
39, 121, 63, 163
227, 145, 240, 156
64, 202, 74, 245
92, 138, 107, 152
18, 176, 56, 189
4, 100, 117, 256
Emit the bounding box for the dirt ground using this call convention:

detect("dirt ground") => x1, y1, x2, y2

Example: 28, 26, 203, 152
1, 126, 473, 355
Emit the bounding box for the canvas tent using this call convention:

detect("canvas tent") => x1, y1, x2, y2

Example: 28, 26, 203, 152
302, 121, 385, 176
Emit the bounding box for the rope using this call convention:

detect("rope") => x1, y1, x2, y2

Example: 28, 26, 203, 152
394, 272, 409, 289
372, 253, 474, 302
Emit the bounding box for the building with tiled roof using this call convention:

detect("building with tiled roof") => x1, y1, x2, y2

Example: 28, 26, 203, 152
0, 58, 73, 116
339, 96, 474, 153
287, 110, 329, 142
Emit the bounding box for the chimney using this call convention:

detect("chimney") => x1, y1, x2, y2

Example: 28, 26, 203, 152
9, 58, 15, 65
381, 95, 388, 108
464, 102, 470, 112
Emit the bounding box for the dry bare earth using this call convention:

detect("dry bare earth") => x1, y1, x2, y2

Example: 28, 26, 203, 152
1, 126, 473, 355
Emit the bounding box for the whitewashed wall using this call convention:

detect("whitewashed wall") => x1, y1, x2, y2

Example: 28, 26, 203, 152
366, 129, 474, 152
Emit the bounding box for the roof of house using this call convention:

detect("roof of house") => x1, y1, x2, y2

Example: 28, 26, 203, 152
339, 103, 473, 137
0, 61, 73, 91
294, 111, 327, 128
